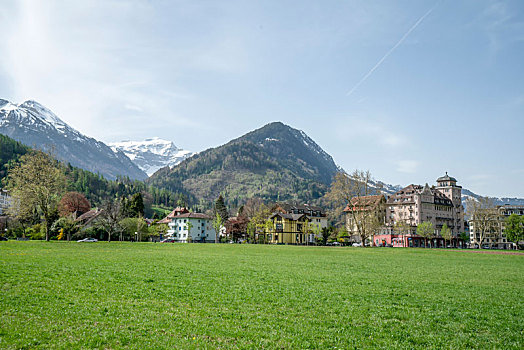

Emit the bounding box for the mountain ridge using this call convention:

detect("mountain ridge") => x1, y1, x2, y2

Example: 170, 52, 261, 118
147, 122, 339, 209
109, 137, 193, 176
0, 99, 147, 181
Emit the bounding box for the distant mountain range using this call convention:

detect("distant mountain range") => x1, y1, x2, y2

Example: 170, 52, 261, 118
1, 98, 522, 209
109, 138, 193, 176
0, 99, 147, 180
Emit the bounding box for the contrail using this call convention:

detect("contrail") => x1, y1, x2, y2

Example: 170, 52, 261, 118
346, 2, 440, 97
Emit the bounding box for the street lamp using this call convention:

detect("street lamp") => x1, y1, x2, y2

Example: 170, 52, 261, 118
135, 231, 138, 242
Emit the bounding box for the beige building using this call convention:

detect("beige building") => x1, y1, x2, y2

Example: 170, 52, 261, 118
385, 173, 465, 238
469, 205, 524, 249
344, 195, 386, 243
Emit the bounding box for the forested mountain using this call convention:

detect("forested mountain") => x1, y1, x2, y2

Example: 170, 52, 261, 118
0, 99, 147, 180
148, 122, 340, 210
0, 133, 183, 210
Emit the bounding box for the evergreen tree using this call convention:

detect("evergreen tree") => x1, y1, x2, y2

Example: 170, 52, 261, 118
129, 193, 144, 217
214, 194, 229, 222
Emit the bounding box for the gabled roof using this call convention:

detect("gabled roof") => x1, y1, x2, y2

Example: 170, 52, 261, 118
75, 209, 104, 225
270, 212, 308, 221
274, 202, 325, 215
387, 184, 453, 206
157, 207, 191, 223
344, 195, 385, 212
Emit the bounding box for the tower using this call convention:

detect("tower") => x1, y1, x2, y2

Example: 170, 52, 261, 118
435, 172, 464, 234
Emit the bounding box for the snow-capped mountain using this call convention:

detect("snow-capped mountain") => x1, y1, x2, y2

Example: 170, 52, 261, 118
109, 138, 193, 176
0, 99, 147, 180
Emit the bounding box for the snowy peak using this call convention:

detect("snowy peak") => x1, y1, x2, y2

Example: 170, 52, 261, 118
0, 98, 147, 180
109, 138, 193, 176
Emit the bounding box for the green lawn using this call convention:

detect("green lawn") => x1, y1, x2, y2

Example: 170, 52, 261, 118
1, 242, 522, 349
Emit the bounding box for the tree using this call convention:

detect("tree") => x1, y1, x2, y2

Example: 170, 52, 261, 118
416, 221, 434, 248
214, 195, 229, 222
128, 193, 144, 217
212, 212, 223, 244
58, 191, 90, 218
395, 220, 410, 247
186, 220, 194, 241
326, 170, 383, 247
96, 200, 124, 242
6, 151, 66, 241
51, 217, 80, 242
467, 197, 498, 249
459, 232, 469, 248
120, 217, 148, 242
264, 218, 274, 244
243, 198, 272, 244
440, 224, 452, 248
320, 226, 333, 246
505, 214, 524, 249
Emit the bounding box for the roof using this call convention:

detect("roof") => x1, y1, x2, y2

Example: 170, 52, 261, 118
157, 206, 191, 223
387, 184, 453, 206
171, 212, 212, 220
274, 202, 325, 216
344, 195, 385, 212
437, 172, 457, 183
75, 209, 104, 225
166, 207, 190, 218
270, 212, 308, 221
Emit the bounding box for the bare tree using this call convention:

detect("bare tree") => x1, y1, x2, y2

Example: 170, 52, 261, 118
327, 170, 384, 246
96, 200, 123, 242
467, 197, 498, 249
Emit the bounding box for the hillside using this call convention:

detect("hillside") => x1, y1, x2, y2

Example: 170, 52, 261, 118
0, 99, 147, 180
0, 133, 183, 211
148, 122, 339, 209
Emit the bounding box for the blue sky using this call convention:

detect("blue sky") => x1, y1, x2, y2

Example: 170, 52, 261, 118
0, 0, 523, 197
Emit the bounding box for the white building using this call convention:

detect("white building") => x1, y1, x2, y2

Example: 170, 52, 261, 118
166, 212, 217, 243
0, 189, 11, 215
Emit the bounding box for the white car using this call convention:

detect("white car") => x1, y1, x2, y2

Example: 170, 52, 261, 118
352, 242, 362, 247
77, 238, 98, 243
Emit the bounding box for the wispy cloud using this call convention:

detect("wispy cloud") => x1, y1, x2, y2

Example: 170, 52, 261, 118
346, 1, 440, 97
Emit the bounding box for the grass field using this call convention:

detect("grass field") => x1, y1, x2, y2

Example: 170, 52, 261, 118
1, 242, 523, 349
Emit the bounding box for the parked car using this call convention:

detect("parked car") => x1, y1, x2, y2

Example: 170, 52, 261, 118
352, 242, 362, 247
0, 236, 8, 241
77, 238, 98, 243
160, 238, 175, 243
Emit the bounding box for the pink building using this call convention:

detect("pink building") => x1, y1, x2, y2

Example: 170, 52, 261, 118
372, 173, 465, 247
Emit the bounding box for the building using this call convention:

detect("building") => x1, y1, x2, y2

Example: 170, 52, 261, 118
374, 173, 465, 247
0, 189, 11, 215
272, 203, 327, 230
344, 195, 386, 244
469, 205, 524, 249
163, 209, 216, 243
157, 206, 189, 224
267, 212, 311, 244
